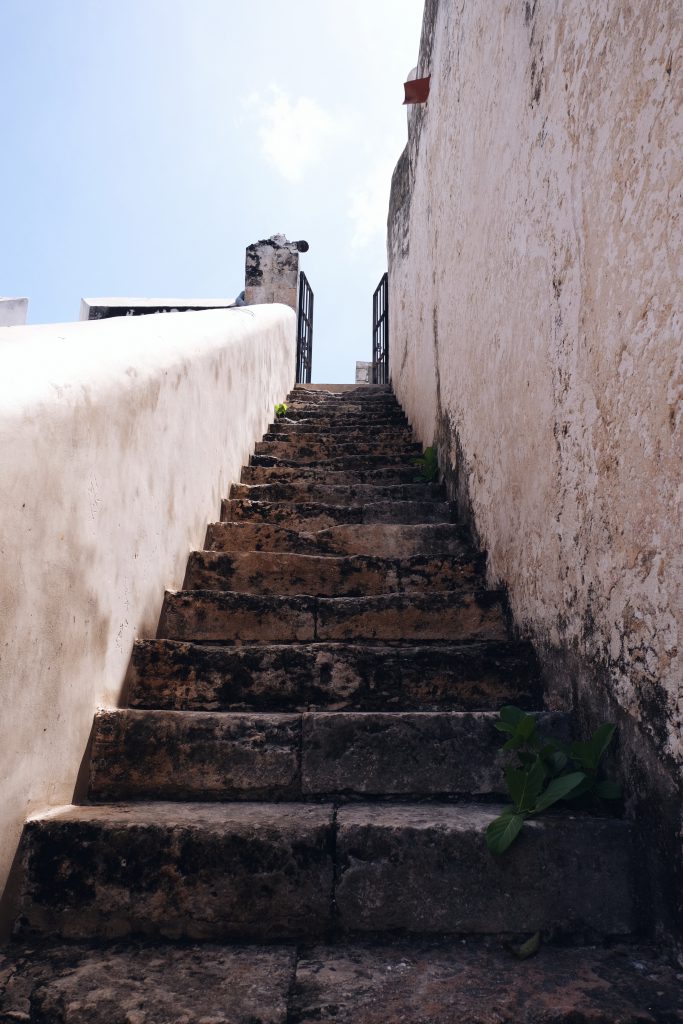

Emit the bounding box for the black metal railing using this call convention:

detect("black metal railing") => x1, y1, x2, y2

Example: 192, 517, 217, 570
372, 272, 389, 384
296, 271, 314, 384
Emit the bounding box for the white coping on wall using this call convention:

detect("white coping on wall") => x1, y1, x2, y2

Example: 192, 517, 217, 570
80, 297, 236, 320
0, 304, 296, 923
0, 297, 29, 327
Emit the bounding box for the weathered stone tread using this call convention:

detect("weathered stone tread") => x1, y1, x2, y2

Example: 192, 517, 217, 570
89, 710, 301, 801
335, 803, 636, 937
1, 940, 680, 1022
290, 941, 683, 1023
158, 590, 507, 643
88, 709, 568, 801
240, 463, 424, 485
229, 481, 443, 504
204, 521, 469, 558
0, 942, 296, 1023
128, 638, 542, 712
19, 803, 334, 941
221, 498, 455, 530
183, 550, 480, 596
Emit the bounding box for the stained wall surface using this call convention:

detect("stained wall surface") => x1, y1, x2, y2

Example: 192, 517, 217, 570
0, 306, 296, 913
389, 0, 682, 924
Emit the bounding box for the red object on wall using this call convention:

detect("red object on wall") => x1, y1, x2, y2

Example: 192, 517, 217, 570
403, 76, 431, 104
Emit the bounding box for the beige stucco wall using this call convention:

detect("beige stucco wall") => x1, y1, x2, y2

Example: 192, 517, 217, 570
389, 1, 682, 924
0, 305, 295, 913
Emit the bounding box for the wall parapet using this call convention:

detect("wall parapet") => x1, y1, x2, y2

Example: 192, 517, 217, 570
0, 304, 296, 921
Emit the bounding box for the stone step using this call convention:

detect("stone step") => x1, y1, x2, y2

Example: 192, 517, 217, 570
17, 803, 334, 941
2, 939, 679, 1023
250, 452, 420, 471
229, 482, 443, 505
284, 398, 399, 412
281, 405, 404, 420
204, 522, 469, 558
288, 942, 681, 1023
268, 417, 409, 433
262, 431, 416, 450
17, 802, 636, 942
334, 803, 637, 938
183, 550, 478, 596
240, 463, 426, 485
278, 409, 409, 424
128, 639, 541, 712
253, 440, 422, 462
0, 942, 297, 1024
220, 499, 455, 531
157, 591, 508, 644
88, 710, 567, 802
286, 387, 395, 403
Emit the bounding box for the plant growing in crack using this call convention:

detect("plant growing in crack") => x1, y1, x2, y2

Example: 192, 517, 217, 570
274, 403, 288, 418
486, 706, 621, 856
414, 445, 439, 482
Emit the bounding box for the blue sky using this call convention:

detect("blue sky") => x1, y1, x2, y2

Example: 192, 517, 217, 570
0, 0, 424, 382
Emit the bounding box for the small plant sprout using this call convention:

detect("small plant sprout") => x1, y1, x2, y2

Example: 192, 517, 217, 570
274, 403, 288, 418
486, 706, 621, 856
414, 445, 439, 482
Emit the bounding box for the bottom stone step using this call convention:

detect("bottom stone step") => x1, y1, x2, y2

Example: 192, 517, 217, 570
18, 803, 334, 942
1, 940, 680, 1024
334, 804, 636, 938
18, 802, 636, 942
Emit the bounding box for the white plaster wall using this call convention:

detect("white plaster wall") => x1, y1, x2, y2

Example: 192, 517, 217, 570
0, 298, 28, 327
389, 1, 681, 774
0, 305, 296, 906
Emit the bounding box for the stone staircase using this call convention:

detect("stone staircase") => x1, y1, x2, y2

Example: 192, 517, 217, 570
2, 385, 680, 1022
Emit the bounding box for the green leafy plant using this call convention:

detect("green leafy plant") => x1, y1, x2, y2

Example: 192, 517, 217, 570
274, 403, 288, 418
486, 706, 621, 856
414, 445, 439, 482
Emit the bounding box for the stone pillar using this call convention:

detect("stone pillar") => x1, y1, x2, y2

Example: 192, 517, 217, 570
244, 234, 309, 311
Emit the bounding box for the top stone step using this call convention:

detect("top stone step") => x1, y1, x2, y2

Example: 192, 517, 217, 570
288, 386, 394, 400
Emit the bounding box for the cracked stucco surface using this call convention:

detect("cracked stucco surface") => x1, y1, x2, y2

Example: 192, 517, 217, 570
389, 1, 682, 776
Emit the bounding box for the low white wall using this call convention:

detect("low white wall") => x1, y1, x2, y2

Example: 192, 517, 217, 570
0, 305, 296, 911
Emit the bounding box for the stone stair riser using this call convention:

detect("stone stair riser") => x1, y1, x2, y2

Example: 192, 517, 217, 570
18, 804, 637, 941
268, 418, 409, 434
204, 522, 468, 559
18, 806, 334, 942
253, 445, 422, 466
157, 592, 508, 644
229, 483, 443, 504
128, 639, 542, 712
334, 805, 637, 937
240, 464, 425, 485
264, 427, 415, 443
183, 551, 479, 597
250, 453, 421, 470
88, 710, 569, 802
221, 499, 455, 530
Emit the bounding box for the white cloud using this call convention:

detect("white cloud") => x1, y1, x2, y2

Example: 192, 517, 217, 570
247, 87, 349, 184
348, 158, 396, 250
